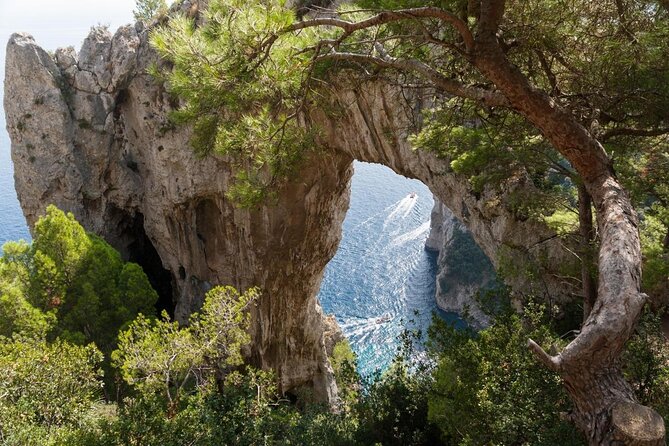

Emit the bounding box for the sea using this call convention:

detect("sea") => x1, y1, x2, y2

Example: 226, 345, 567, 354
0, 3, 461, 377
0, 117, 31, 243
317, 162, 463, 376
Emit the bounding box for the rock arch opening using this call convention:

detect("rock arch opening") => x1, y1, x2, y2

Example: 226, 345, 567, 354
317, 161, 493, 375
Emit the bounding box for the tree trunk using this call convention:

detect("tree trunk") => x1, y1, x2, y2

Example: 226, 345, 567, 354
577, 184, 597, 320
563, 365, 665, 445
470, 8, 666, 442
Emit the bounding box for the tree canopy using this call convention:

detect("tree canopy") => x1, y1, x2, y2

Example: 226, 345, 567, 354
0, 205, 157, 353
148, 0, 669, 442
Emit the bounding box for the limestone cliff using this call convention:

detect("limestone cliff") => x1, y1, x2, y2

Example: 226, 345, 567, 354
4, 7, 578, 401
425, 199, 496, 328
4, 27, 348, 403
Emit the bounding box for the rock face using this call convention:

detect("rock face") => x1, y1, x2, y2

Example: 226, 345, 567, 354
4, 12, 578, 401
4, 28, 349, 403
425, 200, 497, 328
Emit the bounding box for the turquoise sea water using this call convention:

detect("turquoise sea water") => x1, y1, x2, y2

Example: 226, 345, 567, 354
317, 162, 461, 376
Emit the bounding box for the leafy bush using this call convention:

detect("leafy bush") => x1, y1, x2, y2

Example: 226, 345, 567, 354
0, 337, 103, 445
113, 286, 258, 413
427, 302, 584, 446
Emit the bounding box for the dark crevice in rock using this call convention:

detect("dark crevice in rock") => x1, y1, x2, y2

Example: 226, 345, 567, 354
113, 89, 129, 119
126, 212, 175, 317
107, 205, 175, 317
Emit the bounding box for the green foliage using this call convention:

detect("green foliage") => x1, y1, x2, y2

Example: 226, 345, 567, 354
639, 211, 669, 295
0, 205, 158, 356
0, 271, 54, 338
543, 208, 579, 236
150, 0, 322, 204
354, 355, 443, 445
623, 308, 669, 424
427, 302, 583, 445
113, 286, 258, 412
0, 337, 103, 445
134, 0, 169, 23
88, 285, 359, 446
113, 312, 200, 411
4, 266, 669, 445
330, 340, 360, 411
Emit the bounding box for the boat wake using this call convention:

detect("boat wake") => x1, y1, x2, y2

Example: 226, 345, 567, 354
390, 221, 431, 246
384, 193, 418, 227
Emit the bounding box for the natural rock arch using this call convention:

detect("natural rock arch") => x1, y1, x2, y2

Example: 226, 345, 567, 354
4, 25, 574, 401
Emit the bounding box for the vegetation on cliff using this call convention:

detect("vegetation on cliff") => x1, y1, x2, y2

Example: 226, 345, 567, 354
2, 207, 669, 445
2, 0, 669, 443
147, 0, 669, 441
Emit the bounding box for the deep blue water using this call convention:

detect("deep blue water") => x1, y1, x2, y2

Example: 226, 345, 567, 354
0, 111, 31, 245
317, 162, 462, 376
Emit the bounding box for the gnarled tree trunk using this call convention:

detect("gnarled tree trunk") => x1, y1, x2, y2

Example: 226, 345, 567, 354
471, 4, 665, 443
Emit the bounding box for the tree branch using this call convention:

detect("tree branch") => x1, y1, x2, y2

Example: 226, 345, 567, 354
600, 126, 669, 142
528, 338, 560, 372
317, 49, 509, 108
287, 7, 475, 52
534, 50, 559, 95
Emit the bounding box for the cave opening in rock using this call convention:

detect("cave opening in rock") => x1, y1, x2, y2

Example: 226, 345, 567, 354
127, 213, 175, 317
113, 209, 176, 318
317, 161, 492, 376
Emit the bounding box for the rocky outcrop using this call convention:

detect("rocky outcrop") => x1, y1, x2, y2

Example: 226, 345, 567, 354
426, 200, 496, 328
4, 9, 578, 401
4, 28, 349, 403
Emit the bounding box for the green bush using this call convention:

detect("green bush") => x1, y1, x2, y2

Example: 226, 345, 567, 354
427, 302, 584, 446
0, 337, 103, 445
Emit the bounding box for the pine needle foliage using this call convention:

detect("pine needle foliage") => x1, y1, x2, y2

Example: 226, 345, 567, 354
150, 0, 323, 205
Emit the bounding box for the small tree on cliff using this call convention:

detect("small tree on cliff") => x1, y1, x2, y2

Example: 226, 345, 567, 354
0, 206, 158, 354
150, 0, 669, 443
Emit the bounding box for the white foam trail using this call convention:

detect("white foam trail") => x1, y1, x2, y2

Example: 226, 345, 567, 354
386, 197, 411, 221
384, 194, 418, 228
402, 195, 418, 218
390, 221, 431, 246
352, 200, 402, 232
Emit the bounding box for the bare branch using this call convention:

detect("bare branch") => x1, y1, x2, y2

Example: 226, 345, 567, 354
528, 338, 560, 372
287, 7, 475, 52
317, 49, 509, 108
534, 50, 559, 95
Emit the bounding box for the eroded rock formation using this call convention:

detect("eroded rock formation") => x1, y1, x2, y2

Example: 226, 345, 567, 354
4, 9, 576, 401
426, 199, 496, 328
4, 27, 349, 403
